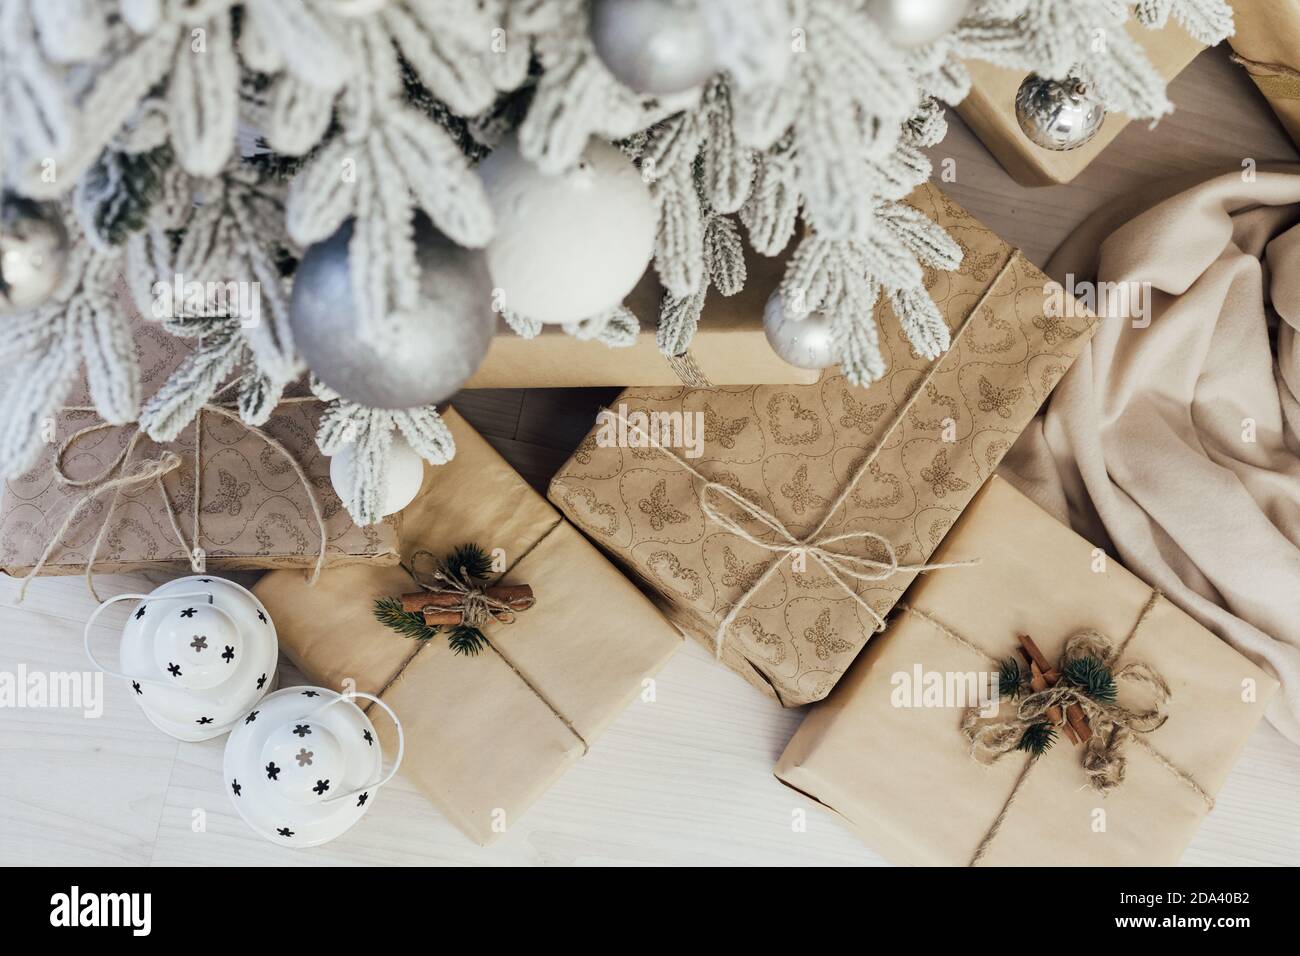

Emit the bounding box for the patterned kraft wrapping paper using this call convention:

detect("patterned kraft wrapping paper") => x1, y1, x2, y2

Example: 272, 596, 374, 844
775, 477, 1278, 866
548, 184, 1098, 706
253, 407, 681, 846
0, 321, 398, 577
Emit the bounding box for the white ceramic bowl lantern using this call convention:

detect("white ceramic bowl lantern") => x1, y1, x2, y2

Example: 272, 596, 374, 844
222, 686, 404, 847
84, 576, 279, 742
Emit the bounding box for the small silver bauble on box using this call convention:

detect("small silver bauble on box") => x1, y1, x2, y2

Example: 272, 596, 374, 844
222, 686, 404, 847
864, 0, 973, 47
0, 194, 70, 316
289, 213, 496, 409
477, 136, 656, 324
589, 0, 718, 96
762, 289, 837, 370
84, 577, 279, 742
1014, 74, 1107, 151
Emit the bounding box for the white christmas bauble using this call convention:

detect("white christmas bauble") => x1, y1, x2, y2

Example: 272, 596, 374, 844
477, 137, 656, 324
589, 0, 719, 96
1014, 74, 1106, 151
0, 195, 69, 316
329, 435, 425, 518
289, 213, 495, 409
763, 290, 837, 370
864, 0, 972, 47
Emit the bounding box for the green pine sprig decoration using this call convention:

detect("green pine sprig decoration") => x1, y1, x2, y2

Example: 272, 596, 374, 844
446, 543, 494, 581
1016, 721, 1058, 757
1062, 655, 1117, 704
998, 657, 1029, 700
374, 544, 497, 656
373, 596, 439, 642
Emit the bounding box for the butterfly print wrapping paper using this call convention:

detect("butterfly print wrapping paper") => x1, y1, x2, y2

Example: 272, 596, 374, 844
1, 310, 399, 578
549, 184, 1098, 706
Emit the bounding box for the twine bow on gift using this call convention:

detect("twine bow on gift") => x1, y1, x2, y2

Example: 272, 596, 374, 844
406, 547, 536, 630
606, 409, 980, 659
375, 544, 536, 657
18, 389, 327, 601
963, 628, 1171, 797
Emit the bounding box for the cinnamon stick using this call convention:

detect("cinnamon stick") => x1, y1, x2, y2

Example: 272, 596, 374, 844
1026, 654, 1076, 745
400, 585, 535, 625
1019, 633, 1091, 744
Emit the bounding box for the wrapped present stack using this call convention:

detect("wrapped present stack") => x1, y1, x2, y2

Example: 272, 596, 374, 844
549, 183, 1098, 706
775, 477, 1277, 866
253, 407, 680, 846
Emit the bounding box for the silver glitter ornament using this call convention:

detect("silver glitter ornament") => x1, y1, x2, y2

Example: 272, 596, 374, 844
864, 0, 972, 47
763, 290, 837, 370
589, 0, 718, 96
289, 215, 495, 409
1014, 74, 1107, 151
0, 195, 69, 316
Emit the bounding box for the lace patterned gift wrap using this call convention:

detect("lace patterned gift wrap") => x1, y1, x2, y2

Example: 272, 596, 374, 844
1, 319, 398, 582
548, 185, 1098, 706
775, 477, 1277, 866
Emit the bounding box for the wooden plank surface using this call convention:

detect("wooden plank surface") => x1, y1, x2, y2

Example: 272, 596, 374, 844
3, 45, 1298, 867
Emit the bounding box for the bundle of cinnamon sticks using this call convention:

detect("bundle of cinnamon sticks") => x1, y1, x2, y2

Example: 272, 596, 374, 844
400, 586, 535, 626
1017, 633, 1092, 744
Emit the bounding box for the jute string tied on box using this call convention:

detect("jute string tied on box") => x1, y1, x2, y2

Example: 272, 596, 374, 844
1230, 53, 1300, 100
17, 383, 327, 602
600, 255, 1030, 659
898, 589, 1215, 867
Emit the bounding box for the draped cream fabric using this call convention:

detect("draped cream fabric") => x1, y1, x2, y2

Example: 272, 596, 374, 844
1002, 167, 1300, 743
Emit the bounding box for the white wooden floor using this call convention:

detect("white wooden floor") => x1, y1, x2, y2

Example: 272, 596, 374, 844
3, 566, 1300, 867
4, 44, 1300, 866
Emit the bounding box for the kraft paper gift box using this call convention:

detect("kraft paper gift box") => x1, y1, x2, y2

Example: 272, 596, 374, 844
957, 19, 1203, 186
1229, 0, 1300, 148
775, 476, 1278, 866
548, 183, 1098, 707
0, 312, 398, 580
253, 406, 681, 846
463, 244, 821, 388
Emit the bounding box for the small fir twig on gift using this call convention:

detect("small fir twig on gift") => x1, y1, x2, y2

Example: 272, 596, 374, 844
373, 543, 534, 656
998, 634, 1119, 757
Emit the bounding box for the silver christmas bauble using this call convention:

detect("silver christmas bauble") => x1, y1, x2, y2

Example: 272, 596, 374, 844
589, 0, 719, 96
1014, 74, 1107, 151
864, 0, 973, 47
0, 195, 69, 316
289, 214, 495, 409
763, 290, 837, 370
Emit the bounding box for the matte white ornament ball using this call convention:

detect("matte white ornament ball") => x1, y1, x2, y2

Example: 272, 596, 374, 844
0, 195, 69, 316
1014, 74, 1107, 151
763, 290, 837, 370
329, 434, 425, 518
477, 137, 656, 324
864, 0, 972, 47
289, 214, 495, 409
589, 0, 719, 96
